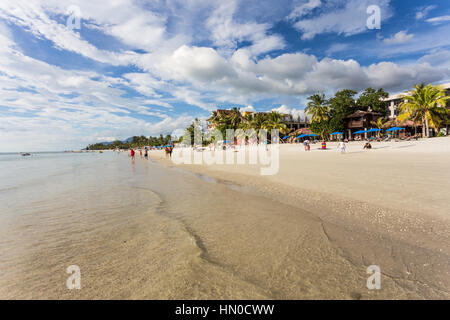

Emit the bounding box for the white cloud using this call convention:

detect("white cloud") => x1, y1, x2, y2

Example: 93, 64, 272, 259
383, 31, 414, 44
293, 0, 392, 40
271, 105, 305, 120
240, 105, 256, 112
205, 0, 285, 56
415, 5, 436, 20
0, 1, 138, 66
288, 0, 321, 20
426, 15, 450, 24
325, 43, 349, 56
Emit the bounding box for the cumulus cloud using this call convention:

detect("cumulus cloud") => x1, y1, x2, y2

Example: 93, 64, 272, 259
383, 31, 414, 44
240, 105, 256, 112
157, 45, 235, 82
271, 105, 306, 120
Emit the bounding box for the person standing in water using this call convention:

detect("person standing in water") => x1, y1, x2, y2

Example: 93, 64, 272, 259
130, 149, 135, 160
144, 148, 148, 159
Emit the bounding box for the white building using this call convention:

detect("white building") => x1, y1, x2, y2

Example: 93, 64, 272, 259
383, 82, 450, 120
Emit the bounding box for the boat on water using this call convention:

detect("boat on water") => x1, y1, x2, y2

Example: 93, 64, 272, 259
20, 153, 31, 156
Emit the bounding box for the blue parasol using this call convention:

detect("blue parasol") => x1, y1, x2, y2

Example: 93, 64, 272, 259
331, 132, 343, 135
386, 127, 404, 132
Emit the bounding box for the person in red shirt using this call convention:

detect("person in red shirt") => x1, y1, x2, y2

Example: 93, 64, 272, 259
130, 149, 135, 159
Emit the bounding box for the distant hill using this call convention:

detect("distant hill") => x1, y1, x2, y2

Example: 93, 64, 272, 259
99, 137, 132, 145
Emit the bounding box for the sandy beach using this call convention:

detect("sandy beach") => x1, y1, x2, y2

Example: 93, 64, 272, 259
148, 137, 450, 299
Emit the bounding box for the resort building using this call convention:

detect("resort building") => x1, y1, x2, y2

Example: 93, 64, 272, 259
280, 113, 309, 131
384, 82, 450, 119
382, 82, 450, 136
344, 110, 382, 139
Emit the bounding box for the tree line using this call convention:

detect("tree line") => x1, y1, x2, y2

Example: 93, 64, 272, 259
86, 134, 173, 150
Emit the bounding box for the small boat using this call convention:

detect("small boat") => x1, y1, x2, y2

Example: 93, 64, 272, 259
98, 151, 103, 153
20, 153, 31, 156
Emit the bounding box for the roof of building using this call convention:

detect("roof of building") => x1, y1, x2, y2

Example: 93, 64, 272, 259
345, 110, 382, 118
383, 82, 450, 102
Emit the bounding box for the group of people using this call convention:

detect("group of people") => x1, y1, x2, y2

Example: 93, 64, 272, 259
130, 147, 148, 160
164, 146, 173, 157
303, 140, 327, 151
300, 139, 376, 153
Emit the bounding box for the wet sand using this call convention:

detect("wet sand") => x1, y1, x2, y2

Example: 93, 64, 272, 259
148, 137, 450, 299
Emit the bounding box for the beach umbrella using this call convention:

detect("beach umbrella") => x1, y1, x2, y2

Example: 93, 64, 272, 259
370, 128, 382, 132
386, 127, 404, 132
331, 132, 343, 135
308, 134, 318, 137
282, 135, 290, 139
353, 130, 365, 134
297, 134, 307, 138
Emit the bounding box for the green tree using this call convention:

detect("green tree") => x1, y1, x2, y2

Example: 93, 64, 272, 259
262, 111, 288, 133
398, 84, 450, 137
305, 93, 330, 123
357, 88, 389, 114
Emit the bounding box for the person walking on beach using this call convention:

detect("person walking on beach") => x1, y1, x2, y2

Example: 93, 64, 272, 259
139, 149, 143, 158
144, 148, 148, 159
337, 141, 346, 153
130, 148, 135, 160
168, 146, 173, 157
303, 139, 310, 151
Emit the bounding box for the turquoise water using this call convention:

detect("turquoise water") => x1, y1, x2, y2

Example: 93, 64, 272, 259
0, 151, 296, 299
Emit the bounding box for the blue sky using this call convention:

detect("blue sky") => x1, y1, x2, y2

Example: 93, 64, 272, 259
0, 0, 449, 151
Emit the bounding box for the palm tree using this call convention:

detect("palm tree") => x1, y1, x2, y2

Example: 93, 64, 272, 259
239, 113, 254, 130
262, 111, 288, 133
305, 93, 331, 123
398, 84, 450, 137
226, 107, 242, 130
250, 113, 267, 131
370, 117, 388, 137
209, 110, 222, 125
